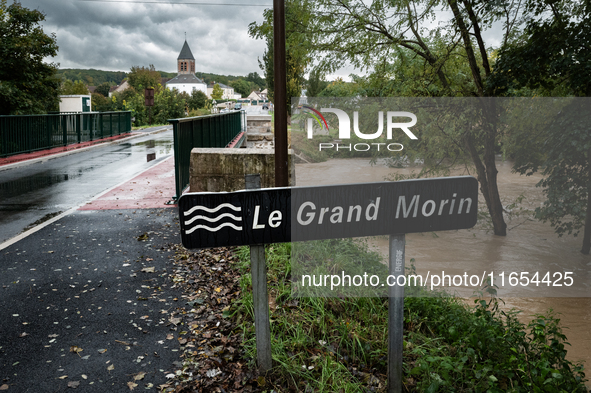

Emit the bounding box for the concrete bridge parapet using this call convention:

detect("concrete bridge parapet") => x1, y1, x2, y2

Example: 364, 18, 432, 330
189, 148, 294, 192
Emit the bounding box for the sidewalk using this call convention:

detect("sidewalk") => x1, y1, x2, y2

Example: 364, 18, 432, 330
0, 133, 137, 167
0, 126, 170, 171
0, 134, 192, 391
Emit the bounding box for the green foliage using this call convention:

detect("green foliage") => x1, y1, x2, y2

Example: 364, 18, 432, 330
305, 68, 328, 97
229, 79, 251, 98
249, 0, 313, 116
187, 89, 207, 110
0, 0, 60, 115
60, 79, 89, 95
90, 92, 110, 112
245, 71, 265, 90
318, 78, 362, 98
232, 243, 587, 392
489, 0, 591, 97
510, 99, 591, 252
211, 83, 223, 100
94, 82, 111, 97
57, 68, 126, 86
127, 64, 161, 91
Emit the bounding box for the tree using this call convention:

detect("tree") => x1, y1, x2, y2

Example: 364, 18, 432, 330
95, 82, 111, 97
318, 78, 361, 97
298, 0, 527, 236
246, 72, 265, 90
211, 83, 223, 100
306, 68, 328, 97
249, 0, 312, 118
127, 65, 161, 92
61, 79, 88, 95
188, 89, 207, 110
0, 0, 60, 115
230, 79, 251, 97
91, 92, 111, 112
490, 0, 591, 253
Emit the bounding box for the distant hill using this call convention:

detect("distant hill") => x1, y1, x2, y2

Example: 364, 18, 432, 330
57, 69, 128, 86
58, 68, 265, 90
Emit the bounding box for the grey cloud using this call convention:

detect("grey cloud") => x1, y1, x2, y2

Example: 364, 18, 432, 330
20, 0, 267, 75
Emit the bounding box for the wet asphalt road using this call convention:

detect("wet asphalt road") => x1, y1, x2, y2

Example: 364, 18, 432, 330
0, 207, 186, 392
0, 128, 174, 245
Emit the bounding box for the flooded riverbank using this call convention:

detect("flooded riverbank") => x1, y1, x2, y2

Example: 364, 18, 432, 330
295, 157, 591, 385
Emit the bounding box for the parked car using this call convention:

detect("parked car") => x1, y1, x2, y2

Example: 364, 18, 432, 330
234, 103, 242, 111
220, 108, 229, 113
262, 103, 269, 110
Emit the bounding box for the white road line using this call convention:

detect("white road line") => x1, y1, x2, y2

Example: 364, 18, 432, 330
0, 155, 174, 251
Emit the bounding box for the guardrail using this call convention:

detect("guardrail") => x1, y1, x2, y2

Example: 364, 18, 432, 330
0, 111, 132, 158
168, 110, 246, 200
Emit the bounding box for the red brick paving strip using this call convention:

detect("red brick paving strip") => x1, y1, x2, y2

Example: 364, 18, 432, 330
79, 155, 177, 210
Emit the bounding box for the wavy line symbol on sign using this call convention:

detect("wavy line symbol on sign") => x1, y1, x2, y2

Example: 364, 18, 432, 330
183, 203, 242, 234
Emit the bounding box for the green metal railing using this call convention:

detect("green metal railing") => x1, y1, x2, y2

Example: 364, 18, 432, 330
0, 111, 132, 158
169, 110, 246, 200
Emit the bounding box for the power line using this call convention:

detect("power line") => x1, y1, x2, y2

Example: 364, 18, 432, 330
79, 0, 271, 5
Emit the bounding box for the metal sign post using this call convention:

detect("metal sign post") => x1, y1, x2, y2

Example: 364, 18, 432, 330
245, 174, 272, 371
388, 234, 405, 393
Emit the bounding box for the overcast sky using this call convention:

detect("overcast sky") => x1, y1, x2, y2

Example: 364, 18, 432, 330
20, 0, 507, 81
21, 0, 272, 77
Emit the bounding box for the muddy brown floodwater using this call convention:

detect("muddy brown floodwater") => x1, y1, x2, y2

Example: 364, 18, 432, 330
295, 157, 591, 387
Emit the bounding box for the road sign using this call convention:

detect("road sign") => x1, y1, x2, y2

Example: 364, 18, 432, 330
178, 176, 478, 249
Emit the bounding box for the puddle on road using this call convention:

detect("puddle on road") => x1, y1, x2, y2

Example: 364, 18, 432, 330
296, 157, 591, 379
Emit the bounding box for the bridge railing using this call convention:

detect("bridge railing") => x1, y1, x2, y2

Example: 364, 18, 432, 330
168, 110, 246, 200
0, 111, 132, 158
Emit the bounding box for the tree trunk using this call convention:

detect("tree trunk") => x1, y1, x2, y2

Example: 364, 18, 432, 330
464, 131, 507, 236
482, 100, 507, 236
582, 146, 591, 255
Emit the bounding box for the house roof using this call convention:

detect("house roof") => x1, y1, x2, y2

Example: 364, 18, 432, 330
166, 73, 205, 84
177, 40, 195, 60
247, 91, 262, 100
208, 82, 232, 89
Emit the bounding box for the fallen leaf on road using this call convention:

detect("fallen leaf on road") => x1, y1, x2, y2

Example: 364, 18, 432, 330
67, 381, 79, 389
133, 372, 145, 381
166, 334, 174, 340
18, 332, 29, 338
137, 233, 149, 241
81, 375, 87, 380
206, 368, 222, 378
107, 364, 114, 371
169, 317, 181, 325
127, 382, 138, 390
69, 346, 83, 354
141, 267, 155, 273
58, 376, 68, 380
0, 384, 8, 390
98, 349, 107, 354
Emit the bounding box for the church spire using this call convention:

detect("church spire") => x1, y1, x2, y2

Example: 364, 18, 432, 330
177, 40, 195, 75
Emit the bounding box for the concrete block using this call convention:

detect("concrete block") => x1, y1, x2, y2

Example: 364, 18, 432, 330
189, 148, 294, 192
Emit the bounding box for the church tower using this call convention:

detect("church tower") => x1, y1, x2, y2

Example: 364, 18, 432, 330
177, 40, 195, 75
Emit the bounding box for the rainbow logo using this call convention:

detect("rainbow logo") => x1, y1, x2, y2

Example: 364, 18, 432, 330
301, 105, 329, 132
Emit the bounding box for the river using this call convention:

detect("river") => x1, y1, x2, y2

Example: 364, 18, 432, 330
295, 157, 591, 386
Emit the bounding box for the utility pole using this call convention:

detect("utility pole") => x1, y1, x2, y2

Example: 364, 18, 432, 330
273, 0, 288, 187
